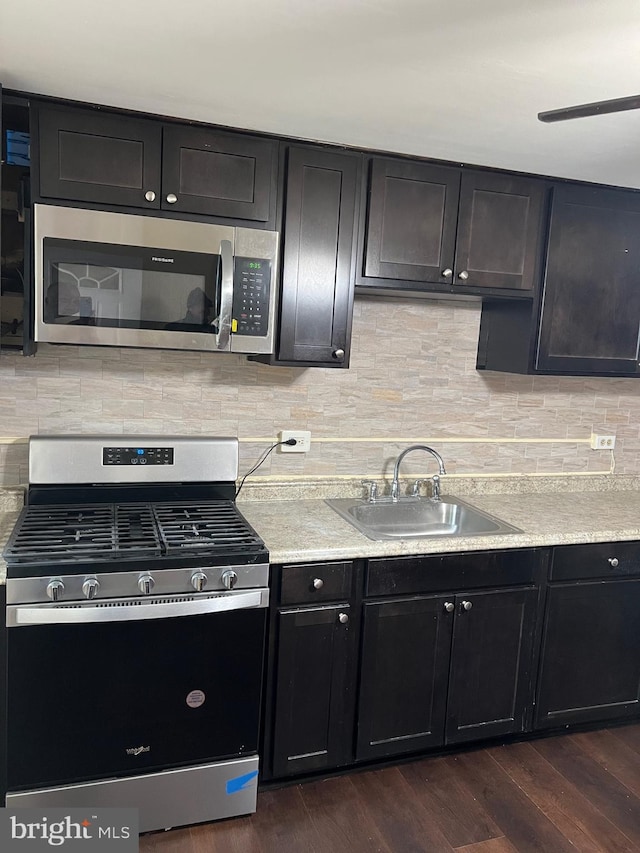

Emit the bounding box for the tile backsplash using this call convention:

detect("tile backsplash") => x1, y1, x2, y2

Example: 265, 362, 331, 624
1, 296, 640, 487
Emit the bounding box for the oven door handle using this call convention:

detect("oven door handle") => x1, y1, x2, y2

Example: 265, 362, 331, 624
7, 589, 269, 627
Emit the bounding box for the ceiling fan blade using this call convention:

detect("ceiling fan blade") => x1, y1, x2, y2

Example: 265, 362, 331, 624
538, 94, 640, 123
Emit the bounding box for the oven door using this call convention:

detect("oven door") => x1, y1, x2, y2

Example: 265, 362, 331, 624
34, 203, 237, 352
6, 589, 268, 792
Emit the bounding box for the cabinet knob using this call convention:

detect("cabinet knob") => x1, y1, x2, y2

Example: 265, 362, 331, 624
461, 600, 473, 611
332, 348, 345, 360
144, 190, 156, 202
608, 557, 619, 567
458, 270, 469, 281
166, 193, 178, 204
441, 268, 453, 278
313, 578, 324, 590
338, 612, 349, 624
444, 601, 455, 613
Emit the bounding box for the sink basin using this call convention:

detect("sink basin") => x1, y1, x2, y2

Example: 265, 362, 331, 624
325, 496, 522, 541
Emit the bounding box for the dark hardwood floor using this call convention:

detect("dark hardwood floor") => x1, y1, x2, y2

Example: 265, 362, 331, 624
140, 723, 640, 853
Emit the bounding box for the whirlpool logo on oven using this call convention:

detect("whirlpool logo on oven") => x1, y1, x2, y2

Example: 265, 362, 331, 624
125, 745, 150, 756
0, 808, 138, 850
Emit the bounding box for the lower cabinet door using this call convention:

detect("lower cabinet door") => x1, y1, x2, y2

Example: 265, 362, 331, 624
356, 596, 453, 761
445, 587, 538, 744
535, 579, 640, 729
271, 604, 355, 777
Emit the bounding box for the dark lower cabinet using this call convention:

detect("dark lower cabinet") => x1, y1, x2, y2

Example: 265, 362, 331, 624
356, 596, 453, 761
535, 579, 640, 729
274, 145, 361, 366
270, 604, 356, 778
445, 587, 537, 743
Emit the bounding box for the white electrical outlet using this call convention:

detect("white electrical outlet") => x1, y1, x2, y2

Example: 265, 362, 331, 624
590, 434, 616, 450
278, 430, 312, 453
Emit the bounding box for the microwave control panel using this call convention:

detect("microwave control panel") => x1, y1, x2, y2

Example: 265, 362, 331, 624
232, 257, 271, 336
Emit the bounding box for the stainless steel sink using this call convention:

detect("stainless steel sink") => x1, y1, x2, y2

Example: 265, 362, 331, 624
325, 496, 522, 541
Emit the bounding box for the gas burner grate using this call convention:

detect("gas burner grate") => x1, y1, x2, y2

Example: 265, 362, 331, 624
153, 501, 264, 554
4, 503, 161, 563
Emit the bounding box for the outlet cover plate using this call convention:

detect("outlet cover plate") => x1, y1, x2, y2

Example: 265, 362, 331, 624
278, 430, 311, 453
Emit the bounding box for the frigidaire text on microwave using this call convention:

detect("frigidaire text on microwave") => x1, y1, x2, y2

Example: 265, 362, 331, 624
33, 204, 279, 354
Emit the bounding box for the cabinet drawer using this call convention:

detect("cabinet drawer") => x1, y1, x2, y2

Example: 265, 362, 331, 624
550, 542, 640, 581
366, 549, 541, 597
280, 562, 352, 605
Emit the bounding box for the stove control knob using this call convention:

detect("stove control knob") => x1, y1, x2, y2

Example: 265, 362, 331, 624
138, 574, 155, 595
221, 570, 238, 590
82, 577, 100, 600
191, 571, 208, 592
46, 579, 65, 602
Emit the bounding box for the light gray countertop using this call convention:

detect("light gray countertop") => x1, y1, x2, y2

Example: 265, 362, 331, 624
237, 490, 640, 564
3, 485, 640, 585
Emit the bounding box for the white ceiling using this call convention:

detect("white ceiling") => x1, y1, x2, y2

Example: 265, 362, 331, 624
2, 0, 640, 188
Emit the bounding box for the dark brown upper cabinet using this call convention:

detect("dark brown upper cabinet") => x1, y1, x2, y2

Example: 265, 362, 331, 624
358, 158, 546, 297
270, 145, 361, 367
35, 103, 278, 226
37, 104, 163, 209
478, 182, 640, 377
536, 184, 640, 374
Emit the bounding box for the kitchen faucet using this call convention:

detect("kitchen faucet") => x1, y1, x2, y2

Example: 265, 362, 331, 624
390, 445, 447, 502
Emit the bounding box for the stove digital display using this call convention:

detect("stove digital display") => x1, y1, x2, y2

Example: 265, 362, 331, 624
103, 447, 175, 466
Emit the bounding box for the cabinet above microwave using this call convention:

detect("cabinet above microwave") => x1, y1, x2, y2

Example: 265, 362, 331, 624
33, 204, 279, 355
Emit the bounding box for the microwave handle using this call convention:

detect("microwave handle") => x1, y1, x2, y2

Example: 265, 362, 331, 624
216, 239, 234, 351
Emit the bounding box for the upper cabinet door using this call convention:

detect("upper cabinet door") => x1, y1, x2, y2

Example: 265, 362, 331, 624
454, 171, 545, 291
161, 125, 277, 222
364, 158, 460, 284
37, 104, 162, 208
277, 146, 361, 366
536, 184, 640, 375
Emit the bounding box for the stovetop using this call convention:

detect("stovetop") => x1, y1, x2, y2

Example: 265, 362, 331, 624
3, 500, 267, 577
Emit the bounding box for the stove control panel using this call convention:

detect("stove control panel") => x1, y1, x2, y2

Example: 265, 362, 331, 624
103, 446, 175, 466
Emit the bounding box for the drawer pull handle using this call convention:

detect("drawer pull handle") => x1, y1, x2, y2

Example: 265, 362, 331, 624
313, 578, 324, 590
338, 612, 349, 624
444, 602, 455, 613
608, 557, 619, 567
461, 600, 473, 611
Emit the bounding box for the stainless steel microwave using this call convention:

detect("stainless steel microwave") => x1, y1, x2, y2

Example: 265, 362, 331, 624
33, 204, 279, 354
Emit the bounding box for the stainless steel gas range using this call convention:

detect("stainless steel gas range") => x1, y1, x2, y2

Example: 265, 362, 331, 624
2, 435, 269, 833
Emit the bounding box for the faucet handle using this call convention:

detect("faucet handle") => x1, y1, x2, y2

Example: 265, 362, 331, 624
410, 479, 429, 497
431, 474, 442, 501
361, 480, 379, 502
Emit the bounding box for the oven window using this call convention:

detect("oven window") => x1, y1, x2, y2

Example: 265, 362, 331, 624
42, 239, 221, 332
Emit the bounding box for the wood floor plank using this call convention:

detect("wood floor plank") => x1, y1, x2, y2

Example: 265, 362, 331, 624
571, 728, 640, 797
454, 838, 519, 853
298, 774, 394, 853
533, 734, 640, 849
349, 765, 457, 853
399, 755, 503, 848
248, 786, 322, 853
489, 740, 635, 853
446, 750, 579, 853
609, 723, 640, 757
